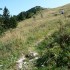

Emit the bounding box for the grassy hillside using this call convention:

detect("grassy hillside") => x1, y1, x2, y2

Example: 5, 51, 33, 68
0, 4, 70, 70
35, 21, 70, 70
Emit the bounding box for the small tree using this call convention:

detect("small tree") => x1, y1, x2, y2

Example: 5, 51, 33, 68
3, 7, 10, 29
10, 16, 17, 28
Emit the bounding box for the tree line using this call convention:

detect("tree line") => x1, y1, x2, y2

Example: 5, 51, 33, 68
0, 6, 43, 34
15, 6, 43, 21
0, 7, 17, 34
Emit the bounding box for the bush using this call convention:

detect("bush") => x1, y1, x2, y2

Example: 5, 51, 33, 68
17, 12, 26, 21
36, 27, 70, 69
9, 17, 17, 28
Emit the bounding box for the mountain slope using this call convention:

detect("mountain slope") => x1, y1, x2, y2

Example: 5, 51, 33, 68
0, 4, 70, 70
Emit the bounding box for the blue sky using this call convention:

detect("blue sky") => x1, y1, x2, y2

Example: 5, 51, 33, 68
0, 0, 70, 15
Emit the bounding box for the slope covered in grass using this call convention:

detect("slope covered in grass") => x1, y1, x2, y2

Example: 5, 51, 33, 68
35, 22, 70, 70
0, 4, 70, 70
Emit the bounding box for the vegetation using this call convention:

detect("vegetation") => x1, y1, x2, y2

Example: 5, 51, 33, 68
17, 6, 44, 21
35, 20, 70, 70
3, 7, 10, 29
17, 12, 26, 21
0, 6, 43, 35
0, 7, 17, 35
0, 4, 70, 70
9, 16, 17, 28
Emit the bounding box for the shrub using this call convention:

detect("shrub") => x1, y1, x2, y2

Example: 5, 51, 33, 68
9, 17, 17, 28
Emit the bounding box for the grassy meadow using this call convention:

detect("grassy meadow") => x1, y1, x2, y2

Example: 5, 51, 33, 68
0, 4, 70, 70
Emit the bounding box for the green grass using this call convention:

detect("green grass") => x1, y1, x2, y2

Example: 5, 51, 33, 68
0, 4, 70, 70
35, 22, 70, 70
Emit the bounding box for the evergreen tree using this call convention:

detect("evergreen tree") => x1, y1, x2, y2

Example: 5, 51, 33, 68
3, 7, 10, 29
